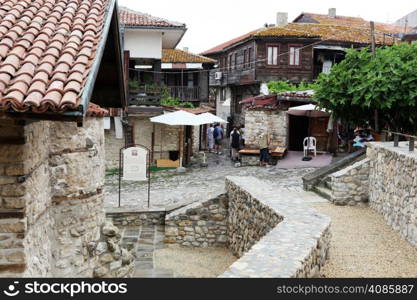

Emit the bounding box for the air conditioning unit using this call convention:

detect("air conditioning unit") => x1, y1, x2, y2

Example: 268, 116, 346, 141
214, 72, 222, 80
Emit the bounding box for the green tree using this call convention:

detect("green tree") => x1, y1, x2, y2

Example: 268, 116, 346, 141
314, 43, 417, 133
267, 81, 316, 94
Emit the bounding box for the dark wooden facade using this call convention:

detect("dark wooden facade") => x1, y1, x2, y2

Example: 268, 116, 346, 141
255, 38, 316, 83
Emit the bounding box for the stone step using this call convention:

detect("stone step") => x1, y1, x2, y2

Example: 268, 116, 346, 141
324, 177, 332, 189
313, 186, 332, 201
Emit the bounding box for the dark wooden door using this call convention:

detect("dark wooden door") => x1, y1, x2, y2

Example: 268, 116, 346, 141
289, 115, 309, 151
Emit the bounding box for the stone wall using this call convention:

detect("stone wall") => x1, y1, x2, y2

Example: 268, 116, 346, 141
221, 177, 331, 278
161, 176, 331, 278
131, 116, 180, 164
164, 195, 228, 247
0, 118, 134, 278
104, 119, 125, 171
226, 181, 282, 257
244, 109, 287, 148
367, 142, 417, 247
106, 209, 166, 227
329, 158, 370, 206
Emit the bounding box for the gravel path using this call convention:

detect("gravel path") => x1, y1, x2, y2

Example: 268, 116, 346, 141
310, 203, 417, 278
154, 245, 237, 278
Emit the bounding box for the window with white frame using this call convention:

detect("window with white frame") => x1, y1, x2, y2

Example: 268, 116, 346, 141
289, 46, 301, 66
267, 45, 279, 65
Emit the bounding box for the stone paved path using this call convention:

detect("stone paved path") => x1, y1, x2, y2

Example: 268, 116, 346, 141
105, 152, 315, 210
120, 225, 174, 278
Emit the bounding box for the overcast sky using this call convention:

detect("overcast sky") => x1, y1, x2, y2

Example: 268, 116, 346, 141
118, 0, 416, 54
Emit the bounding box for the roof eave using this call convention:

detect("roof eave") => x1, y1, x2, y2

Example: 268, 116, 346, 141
173, 27, 187, 48
123, 25, 187, 30
79, 0, 117, 117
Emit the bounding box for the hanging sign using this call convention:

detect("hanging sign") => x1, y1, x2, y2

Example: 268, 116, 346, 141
122, 147, 148, 181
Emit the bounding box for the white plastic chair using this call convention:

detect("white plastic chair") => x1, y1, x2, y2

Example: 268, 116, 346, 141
303, 137, 317, 157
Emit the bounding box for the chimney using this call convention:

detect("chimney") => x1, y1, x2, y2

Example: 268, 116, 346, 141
276, 12, 288, 26
328, 8, 336, 18
183, 47, 189, 52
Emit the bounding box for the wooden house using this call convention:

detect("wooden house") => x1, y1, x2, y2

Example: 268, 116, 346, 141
202, 9, 405, 129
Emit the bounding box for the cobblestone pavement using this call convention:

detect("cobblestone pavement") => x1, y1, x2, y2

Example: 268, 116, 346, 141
105, 152, 315, 210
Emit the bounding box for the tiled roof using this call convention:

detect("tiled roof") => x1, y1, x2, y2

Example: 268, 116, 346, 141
200, 28, 262, 55
171, 105, 215, 115
0, 0, 112, 114
86, 103, 109, 117
162, 49, 215, 64
255, 23, 395, 45
119, 6, 185, 28
294, 13, 411, 34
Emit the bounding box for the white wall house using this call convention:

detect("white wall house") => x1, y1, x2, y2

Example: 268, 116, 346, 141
124, 29, 163, 59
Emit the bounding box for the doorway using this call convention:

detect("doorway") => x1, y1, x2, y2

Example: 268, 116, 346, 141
289, 115, 309, 151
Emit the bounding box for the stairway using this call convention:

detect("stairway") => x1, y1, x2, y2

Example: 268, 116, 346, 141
303, 149, 367, 202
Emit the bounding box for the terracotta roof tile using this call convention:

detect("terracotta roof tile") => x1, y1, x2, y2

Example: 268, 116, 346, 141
0, 0, 112, 114
86, 102, 109, 117
162, 49, 215, 64
119, 6, 186, 28
201, 28, 263, 55
294, 13, 412, 34
254, 23, 396, 45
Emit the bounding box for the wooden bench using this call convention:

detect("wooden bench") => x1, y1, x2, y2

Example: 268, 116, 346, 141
239, 147, 287, 157
239, 147, 287, 166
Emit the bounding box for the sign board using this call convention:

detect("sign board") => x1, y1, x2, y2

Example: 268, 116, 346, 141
122, 147, 148, 181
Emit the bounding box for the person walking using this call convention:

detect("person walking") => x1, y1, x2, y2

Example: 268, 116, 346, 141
230, 127, 241, 162
259, 132, 270, 167
207, 124, 214, 152
213, 123, 224, 154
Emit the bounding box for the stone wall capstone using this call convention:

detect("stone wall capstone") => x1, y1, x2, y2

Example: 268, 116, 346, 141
222, 176, 331, 278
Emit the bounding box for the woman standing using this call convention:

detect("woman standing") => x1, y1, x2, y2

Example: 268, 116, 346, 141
207, 124, 214, 152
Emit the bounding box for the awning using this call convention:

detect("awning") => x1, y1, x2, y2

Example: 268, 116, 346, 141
196, 112, 228, 124
287, 104, 330, 117
150, 110, 204, 126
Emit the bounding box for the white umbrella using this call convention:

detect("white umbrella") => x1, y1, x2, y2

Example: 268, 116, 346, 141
150, 110, 204, 168
150, 110, 203, 126
287, 104, 329, 117
197, 112, 228, 125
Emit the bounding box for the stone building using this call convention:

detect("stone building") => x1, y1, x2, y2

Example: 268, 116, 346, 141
0, 0, 134, 277
203, 8, 405, 129
241, 91, 331, 152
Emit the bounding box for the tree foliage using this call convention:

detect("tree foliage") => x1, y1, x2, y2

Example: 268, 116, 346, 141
267, 81, 317, 94
314, 43, 417, 132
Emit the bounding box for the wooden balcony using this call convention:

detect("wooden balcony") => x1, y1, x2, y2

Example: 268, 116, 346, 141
168, 86, 200, 102
128, 84, 201, 106
209, 68, 256, 86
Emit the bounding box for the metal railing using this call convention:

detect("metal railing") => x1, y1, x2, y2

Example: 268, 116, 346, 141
382, 130, 416, 152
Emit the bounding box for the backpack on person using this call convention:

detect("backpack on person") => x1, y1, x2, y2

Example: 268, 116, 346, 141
214, 126, 222, 140
231, 130, 240, 149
